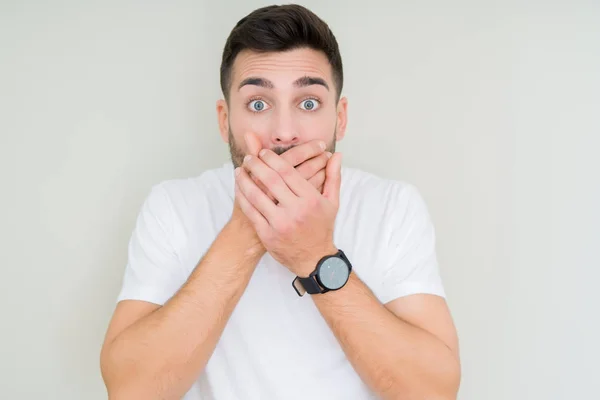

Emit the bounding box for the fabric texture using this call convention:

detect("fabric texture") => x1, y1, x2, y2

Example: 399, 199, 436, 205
117, 161, 446, 400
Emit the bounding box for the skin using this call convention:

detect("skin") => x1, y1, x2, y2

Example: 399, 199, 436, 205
100, 46, 461, 400
100, 140, 329, 400
227, 47, 461, 399
217, 48, 343, 169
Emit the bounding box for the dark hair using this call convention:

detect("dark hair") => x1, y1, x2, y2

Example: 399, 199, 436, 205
219, 4, 343, 102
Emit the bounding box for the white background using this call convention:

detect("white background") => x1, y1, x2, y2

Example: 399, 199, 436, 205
1, 1, 599, 399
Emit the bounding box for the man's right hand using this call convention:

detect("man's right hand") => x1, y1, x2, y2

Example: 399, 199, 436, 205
244, 132, 330, 202
230, 132, 331, 243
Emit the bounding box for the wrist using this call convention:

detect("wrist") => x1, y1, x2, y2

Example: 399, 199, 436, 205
224, 217, 265, 259
293, 244, 338, 277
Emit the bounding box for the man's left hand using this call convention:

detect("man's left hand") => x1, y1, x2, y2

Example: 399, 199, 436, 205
235, 148, 343, 277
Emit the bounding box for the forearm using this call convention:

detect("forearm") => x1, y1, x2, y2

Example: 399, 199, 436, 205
102, 220, 264, 399
313, 274, 460, 400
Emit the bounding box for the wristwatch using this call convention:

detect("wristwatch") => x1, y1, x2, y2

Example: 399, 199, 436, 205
292, 249, 353, 296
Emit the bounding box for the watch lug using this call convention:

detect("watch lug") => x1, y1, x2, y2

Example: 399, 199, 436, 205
292, 277, 306, 297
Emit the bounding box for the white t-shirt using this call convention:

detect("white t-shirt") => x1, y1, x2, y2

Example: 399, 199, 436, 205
117, 161, 445, 400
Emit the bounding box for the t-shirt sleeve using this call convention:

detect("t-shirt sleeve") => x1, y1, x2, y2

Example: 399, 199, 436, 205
116, 183, 187, 306
375, 184, 446, 304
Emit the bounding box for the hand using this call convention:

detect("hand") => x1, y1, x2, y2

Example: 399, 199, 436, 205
235, 147, 343, 277
229, 133, 331, 253
244, 132, 331, 201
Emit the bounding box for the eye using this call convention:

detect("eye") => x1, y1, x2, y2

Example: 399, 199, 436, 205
247, 99, 270, 113
299, 98, 320, 111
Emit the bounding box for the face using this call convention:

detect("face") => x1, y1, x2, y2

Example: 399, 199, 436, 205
217, 47, 348, 168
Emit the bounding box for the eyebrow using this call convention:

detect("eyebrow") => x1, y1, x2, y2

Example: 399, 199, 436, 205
238, 76, 329, 91
294, 76, 329, 90
238, 77, 274, 90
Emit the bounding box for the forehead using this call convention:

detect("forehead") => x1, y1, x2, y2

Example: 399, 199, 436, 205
231, 47, 333, 87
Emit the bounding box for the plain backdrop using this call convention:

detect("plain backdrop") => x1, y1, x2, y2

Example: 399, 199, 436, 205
1, 1, 599, 399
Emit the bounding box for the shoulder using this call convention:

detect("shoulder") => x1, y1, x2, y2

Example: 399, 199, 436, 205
149, 162, 234, 213
340, 165, 426, 215
337, 166, 442, 303
339, 165, 435, 249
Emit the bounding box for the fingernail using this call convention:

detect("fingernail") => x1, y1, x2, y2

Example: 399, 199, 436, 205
319, 141, 326, 150
244, 154, 252, 163
326, 152, 332, 158
259, 149, 267, 157
235, 167, 241, 176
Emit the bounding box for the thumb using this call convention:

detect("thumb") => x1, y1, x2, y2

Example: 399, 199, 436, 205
245, 132, 262, 156
322, 152, 343, 208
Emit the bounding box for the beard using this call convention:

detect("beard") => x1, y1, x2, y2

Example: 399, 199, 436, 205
228, 128, 337, 168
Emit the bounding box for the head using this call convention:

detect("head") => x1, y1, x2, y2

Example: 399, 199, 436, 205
216, 4, 348, 168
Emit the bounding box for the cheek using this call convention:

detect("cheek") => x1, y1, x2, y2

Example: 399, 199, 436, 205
297, 113, 337, 140
229, 112, 272, 147
229, 105, 336, 145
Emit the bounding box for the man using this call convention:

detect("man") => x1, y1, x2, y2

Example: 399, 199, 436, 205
100, 4, 461, 400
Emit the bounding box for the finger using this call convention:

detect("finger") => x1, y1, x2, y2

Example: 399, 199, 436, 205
243, 132, 272, 199
307, 169, 326, 191
258, 149, 315, 198
236, 165, 284, 223
251, 173, 278, 204
244, 132, 263, 157
280, 139, 326, 167
295, 152, 331, 181
243, 154, 297, 205
234, 179, 269, 231
322, 152, 343, 208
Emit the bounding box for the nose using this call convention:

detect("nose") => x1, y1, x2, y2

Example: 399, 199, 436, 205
270, 108, 299, 148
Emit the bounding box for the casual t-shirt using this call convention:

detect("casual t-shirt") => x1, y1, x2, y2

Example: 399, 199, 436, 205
117, 161, 446, 400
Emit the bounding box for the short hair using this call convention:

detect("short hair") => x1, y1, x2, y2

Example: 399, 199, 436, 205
220, 4, 343, 102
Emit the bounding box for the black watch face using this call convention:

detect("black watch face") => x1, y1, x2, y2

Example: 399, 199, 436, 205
318, 256, 350, 290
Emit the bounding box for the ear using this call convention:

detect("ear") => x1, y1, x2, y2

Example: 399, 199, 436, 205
216, 99, 229, 143
335, 96, 348, 141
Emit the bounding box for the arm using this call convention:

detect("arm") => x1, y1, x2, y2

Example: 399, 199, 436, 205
100, 216, 264, 400
101, 137, 329, 399
236, 148, 460, 399
312, 272, 460, 400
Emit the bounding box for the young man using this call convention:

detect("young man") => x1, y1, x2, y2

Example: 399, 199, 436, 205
100, 4, 461, 400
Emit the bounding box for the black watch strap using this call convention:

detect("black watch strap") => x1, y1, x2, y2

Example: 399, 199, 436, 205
292, 250, 349, 297
293, 275, 323, 296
